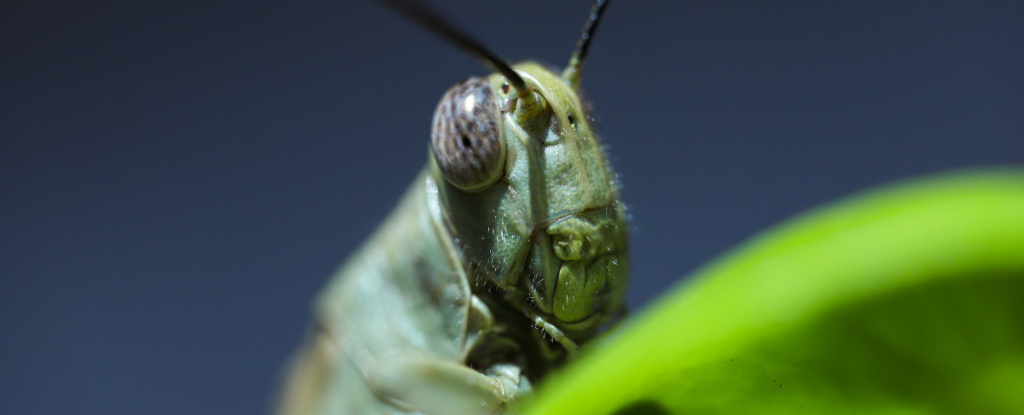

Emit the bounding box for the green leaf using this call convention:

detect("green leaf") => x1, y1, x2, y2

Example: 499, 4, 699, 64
523, 168, 1024, 415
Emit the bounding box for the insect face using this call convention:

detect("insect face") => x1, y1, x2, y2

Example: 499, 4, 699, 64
431, 61, 628, 343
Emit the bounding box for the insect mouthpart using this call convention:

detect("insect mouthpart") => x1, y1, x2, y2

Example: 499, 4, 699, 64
525, 204, 629, 334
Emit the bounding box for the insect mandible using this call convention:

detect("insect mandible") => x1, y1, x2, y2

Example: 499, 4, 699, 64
277, 1, 627, 413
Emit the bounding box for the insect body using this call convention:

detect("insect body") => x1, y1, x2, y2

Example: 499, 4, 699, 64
278, 1, 626, 413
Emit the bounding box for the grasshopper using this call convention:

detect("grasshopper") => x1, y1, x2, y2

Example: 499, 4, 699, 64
277, 1, 627, 413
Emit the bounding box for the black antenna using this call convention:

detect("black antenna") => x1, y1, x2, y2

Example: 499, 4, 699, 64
562, 0, 611, 88
378, 0, 532, 101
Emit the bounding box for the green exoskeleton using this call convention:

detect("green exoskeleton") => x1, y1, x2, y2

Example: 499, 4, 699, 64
277, 1, 627, 413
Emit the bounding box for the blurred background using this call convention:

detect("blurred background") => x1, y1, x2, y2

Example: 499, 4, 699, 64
2, 1, 1021, 413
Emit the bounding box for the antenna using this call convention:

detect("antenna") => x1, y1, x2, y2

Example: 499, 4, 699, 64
377, 0, 533, 102
562, 0, 611, 88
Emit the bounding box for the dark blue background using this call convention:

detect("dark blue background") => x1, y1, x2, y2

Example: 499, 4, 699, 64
2, 1, 1021, 413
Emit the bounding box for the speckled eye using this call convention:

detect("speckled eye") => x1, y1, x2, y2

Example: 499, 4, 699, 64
431, 77, 506, 191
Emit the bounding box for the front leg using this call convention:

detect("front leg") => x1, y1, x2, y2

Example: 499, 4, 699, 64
529, 314, 579, 354
365, 356, 531, 414
503, 293, 579, 355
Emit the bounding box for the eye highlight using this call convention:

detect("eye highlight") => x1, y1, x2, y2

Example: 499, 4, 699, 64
431, 78, 506, 191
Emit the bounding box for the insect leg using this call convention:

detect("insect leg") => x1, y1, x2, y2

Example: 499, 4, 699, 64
364, 355, 530, 414
530, 314, 579, 354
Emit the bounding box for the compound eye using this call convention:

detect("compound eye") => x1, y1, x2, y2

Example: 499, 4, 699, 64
431, 77, 506, 191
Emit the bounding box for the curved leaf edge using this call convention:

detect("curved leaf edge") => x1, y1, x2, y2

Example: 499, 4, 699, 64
522, 167, 1024, 414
